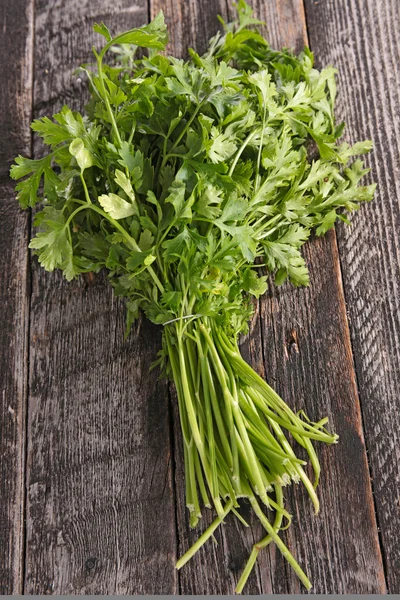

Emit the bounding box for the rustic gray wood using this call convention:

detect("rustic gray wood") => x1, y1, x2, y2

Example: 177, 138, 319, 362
0, 0, 33, 593
24, 0, 177, 594
304, 0, 400, 591
2, 0, 394, 594
150, 0, 386, 593
149, 1, 269, 594
254, 1, 386, 592
259, 233, 386, 593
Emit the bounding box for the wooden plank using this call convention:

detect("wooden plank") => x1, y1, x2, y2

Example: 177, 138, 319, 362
24, 1, 177, 594
304, 0, 400, 591
0, 0, 33, 593
148, 2, 276, 593
150, 0, 386, 593
259, 233, 386, 593
246, 0, 385, 592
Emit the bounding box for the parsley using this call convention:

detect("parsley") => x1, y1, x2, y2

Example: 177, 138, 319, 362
11, 1, 375, 592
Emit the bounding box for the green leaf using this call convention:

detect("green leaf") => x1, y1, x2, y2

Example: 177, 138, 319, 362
69, 138, 95, 171
138, 228, 154, 251
161, 290, 183, 312
207, 128, 237, 163
118, 143, 144, 188
235, 0, 265, 31
114, 169, 137, 209
219, 195, 248, 223
93, 21, 112, 42
98, 193, 135, 219
31, 116, 73, 146
165, 181, 193, 221
278, 224, 310, 247
162, 227, 191, 262
105, 77, 127, 106
242, 268, 268, 298
54, 106, 86, 138
79, 231, 110, 262
263, 240, 309, 287
10, 154, 53, 208
125, 298, 142, 336
29, 206, 81, 281
249, 70, 276, 105
194, 183, 224, 219
315, 209, 337, 236
126, 248, 154, 270
112, 14, 168, 50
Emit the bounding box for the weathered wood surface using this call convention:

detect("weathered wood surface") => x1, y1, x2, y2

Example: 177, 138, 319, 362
1, 0, 398, 594
149, 0, 386, 594
24, 0, 176, 594
304, 0, 400, 591
0, 0, 33, 593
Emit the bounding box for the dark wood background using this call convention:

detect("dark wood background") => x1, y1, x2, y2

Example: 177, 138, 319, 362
0, 0, 399, 594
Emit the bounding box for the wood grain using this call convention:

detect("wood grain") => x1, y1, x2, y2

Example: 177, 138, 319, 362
304, 0, 400, 591
11, 0, 392, 594
150, 0, 386, 593
25, 0, 176, 593
0, 0, 33, 593
259, 232, 386, 593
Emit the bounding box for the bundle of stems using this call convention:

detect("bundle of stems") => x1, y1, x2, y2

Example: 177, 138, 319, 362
165, 316, 337, 591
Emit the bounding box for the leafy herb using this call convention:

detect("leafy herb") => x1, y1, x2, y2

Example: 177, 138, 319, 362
11, 1, 375, 592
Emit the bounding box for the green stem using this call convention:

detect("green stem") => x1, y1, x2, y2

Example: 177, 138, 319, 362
160, 99, 205, 173
196, 331, 221, 513
201, 324, 269, 506
255, 104, 267, 191
177, 329, 212, 486
204, 352, 233, 468
165, 333, 190, 446
85, 203, 165, 294
228, 129, 259, 177
219, 331, 337, 443
194, 445, 211, 509
95, 52, 122, 147
80, 173, 92, 204
199, 324, 238, 484
268, 418, 320, 514
186, 441, 201, 528
246, 387, 334, 443
176, 500, 234, 570
236, 485, 285, 593
249, 495, 312, 590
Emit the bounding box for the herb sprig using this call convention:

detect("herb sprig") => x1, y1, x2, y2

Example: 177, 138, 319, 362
11, 1, 375, 592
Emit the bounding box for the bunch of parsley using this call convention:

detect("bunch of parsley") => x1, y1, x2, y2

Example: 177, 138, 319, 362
11, 1, 375, 592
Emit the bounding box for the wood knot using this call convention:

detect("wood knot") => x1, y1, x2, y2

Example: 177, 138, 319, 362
85, 557, 97, 571
285, 329, 299, 358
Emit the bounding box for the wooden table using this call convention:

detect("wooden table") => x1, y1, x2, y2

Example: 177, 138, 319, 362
1, 0, 399, 594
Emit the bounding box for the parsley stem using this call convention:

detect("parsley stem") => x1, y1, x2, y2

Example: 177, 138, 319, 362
165, 333, 191, 446
176, 499, 233, 570
200, 323, 269, 506
177, 328, 212, 485
66, 201, 165, 294
80, 173, 92, 204
255, 105, 267, 191
95, 51, 122, 147
160, 98, 206, 172
236, 484, 285, 594
86, 205, 165, 294
228, 129, 259, 177
196, 331, 220, 508
186, 441, 201, 527
249, 494, 312, 590
203, 351, 233, 468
